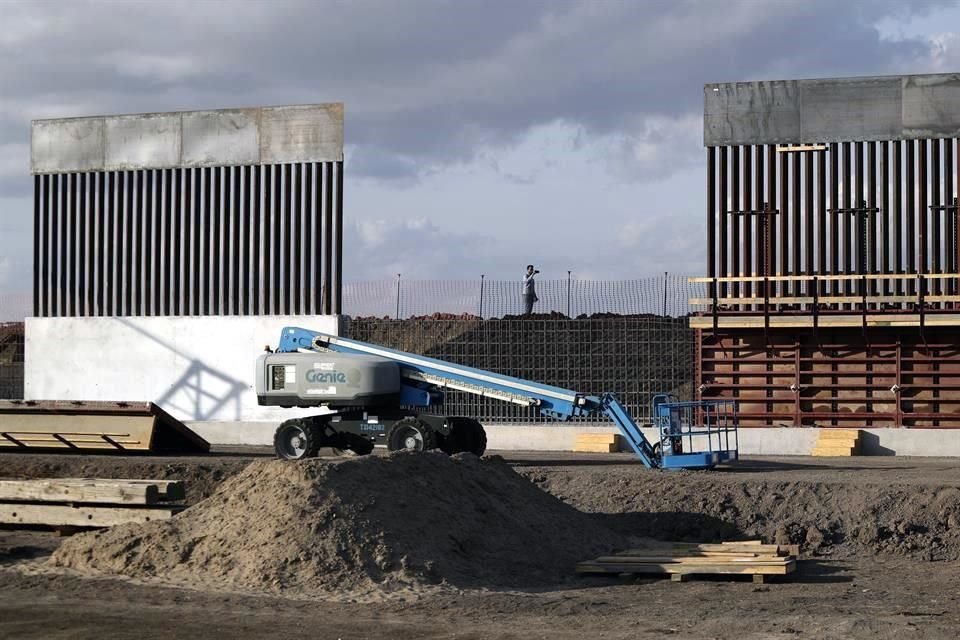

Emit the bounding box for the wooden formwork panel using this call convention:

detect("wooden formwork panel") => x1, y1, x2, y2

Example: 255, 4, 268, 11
698, 328, 960, 428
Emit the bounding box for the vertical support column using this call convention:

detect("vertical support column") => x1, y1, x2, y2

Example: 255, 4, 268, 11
322, 162, 334, 315
854, 142, 864, 296
830, 143, 840, 299
33, 176, 42, 316
842, 143, 853, 299
932, 139, 942, 296
919, 140, 928, 283
755, 145, 765, 301
868, 142, 877, 297
881, 141, 890, 296
792, 147, 801, 298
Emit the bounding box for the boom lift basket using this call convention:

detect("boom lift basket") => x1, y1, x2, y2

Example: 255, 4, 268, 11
651, 395, 738, 470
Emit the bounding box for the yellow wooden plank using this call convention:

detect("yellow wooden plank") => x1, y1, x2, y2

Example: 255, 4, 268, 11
811, 445, 855, 457
0, 480, 158, 505
573, 442, 617, 453
817, 430, 861, 440
574, 433, 622, 443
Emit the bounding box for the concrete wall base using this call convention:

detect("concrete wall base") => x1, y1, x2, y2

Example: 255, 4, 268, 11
187, 422, 960, 457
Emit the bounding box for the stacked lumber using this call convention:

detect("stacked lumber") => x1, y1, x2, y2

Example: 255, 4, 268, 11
576, 540, 798, 583
812, 429, 862, 457
0, 478, 186, 529
573, 432, 623, 453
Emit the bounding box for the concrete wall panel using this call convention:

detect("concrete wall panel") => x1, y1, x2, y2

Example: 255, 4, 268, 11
181, 109, 260, 167
104, 113, 182, 170
705, 72, 960, 145
902, 74, 960, 138
31, 118, 105, 174
704, 80, 800, 146
260, 104, 344, 164
24, 315, 342, 422
799, 76, 902, 142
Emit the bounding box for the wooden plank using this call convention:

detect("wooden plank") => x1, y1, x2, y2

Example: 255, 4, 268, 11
39, 479, 186, 501
689, 273, 960, 284
575, 433, 622, 443
818, 430, 861, 440
811, 445, 855, 457
573, 443, 617, 453
689, 313, 960, 330
592, 556, 790, 565
576, 560, 795, 576
0, 503, 183, 527
0, 480, 158, 505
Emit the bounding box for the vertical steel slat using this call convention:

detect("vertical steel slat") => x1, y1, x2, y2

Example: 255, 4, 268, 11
192, 167, 203, 315
766, 145, 777, 297
867, 142, 877, 296
198, 167, 209, 315
241, 166, 251, 315
123, 171, 133, 315
706, 148, 716, 300
792, 148, 801, 294
252, 165, 262, 315
263, 165, 274, 314
946, 139, 955, 278
322, 162, 333, 314
174, 168, 185, 315
742, 145, 752, 299
906, 141, 916, 295
73, 174, 84, 316
95, 173, 105, 315
149, 170, 159, 315
334, 160, 344, 315
730, 147, 740, 301
278, 164, 287, 314
718, 148, 728, 300
817, 148, 827, 296
829, 143, 839, 297
132, 171, 142, 315
274, 164, 284, 314
842, 143, 852, 298
107, 173, 116, 316
233, 166, 242, 316
881, 142, 890, 295
33, 177, 41, 316
932, 139, 942, 294
804, 150, 814, 287
81, 173, 91, 316
142, 170, 152, 316
292, 162, 302, 315
163, 169, 174, 315
307, 163, 317, 314
754, 144, 764, 284
779, 147, 789, 295
854, 141, 864, 297
919, 140, 928, 278
59, 174, 69, 316
283, 163, 293, 314
223, 166, 232, 315
213, 166, 223, 315
894, 142, 903, 296
300, 162, 309, 314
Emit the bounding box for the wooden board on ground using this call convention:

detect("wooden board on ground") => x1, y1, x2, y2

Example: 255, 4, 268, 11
577, 541, 798, 583
0, 502, 183, 527
0, 479, 185, 504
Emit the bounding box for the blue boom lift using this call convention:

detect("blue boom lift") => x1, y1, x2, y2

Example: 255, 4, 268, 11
256, 327, 738, 470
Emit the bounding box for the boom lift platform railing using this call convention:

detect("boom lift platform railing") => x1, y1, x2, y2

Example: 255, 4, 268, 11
277, 328, 738, 470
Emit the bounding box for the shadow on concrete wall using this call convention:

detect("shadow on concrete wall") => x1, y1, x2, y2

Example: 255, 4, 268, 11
116, 318, 247, 421
859, 432, 896, 456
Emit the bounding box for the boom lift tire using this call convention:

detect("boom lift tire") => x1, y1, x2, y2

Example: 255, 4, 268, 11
440, 417, 487, 456
274, 418, 321, 460
387, 418, 437, 452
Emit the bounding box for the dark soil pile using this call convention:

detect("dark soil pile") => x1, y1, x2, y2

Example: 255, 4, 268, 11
51, 452, 625, 597
520, 467, 960, 560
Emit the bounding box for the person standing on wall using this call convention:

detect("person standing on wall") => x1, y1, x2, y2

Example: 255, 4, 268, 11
523, 264, 539, 315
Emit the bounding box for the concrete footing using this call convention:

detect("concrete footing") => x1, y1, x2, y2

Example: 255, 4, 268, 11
187, 422, 960, 457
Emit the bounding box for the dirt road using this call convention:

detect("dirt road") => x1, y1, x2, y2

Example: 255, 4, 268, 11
1, 450, 959, 639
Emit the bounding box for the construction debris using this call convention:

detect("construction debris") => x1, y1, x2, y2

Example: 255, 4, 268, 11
576, 541, 798, 583
0, 478, 185, 528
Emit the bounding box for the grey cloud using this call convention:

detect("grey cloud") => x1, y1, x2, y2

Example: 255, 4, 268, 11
0, 0, 950, 185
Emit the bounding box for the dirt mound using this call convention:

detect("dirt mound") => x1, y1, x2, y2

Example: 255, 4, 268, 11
521, 467, 960, 560
51, 452, 625, 597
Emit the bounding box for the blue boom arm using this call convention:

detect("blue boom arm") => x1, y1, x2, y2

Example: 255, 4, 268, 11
276, 327, 660, 468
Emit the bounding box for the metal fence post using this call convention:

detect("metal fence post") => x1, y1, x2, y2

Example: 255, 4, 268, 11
567, 270, 572, 318
479, 274, 485, 319
662, 271, 669, 316
395, 273, 401, 320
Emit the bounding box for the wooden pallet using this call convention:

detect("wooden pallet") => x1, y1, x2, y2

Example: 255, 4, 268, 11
0, 478, 185, 529
576, 540, 798, 584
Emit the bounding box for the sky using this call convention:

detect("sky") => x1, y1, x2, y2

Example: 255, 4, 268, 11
2, 0, 960, 320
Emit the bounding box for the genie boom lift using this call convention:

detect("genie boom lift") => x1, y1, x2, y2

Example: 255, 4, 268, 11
257, 327, 738, 469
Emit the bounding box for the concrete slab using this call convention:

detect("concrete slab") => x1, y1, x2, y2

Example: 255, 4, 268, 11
31, 117, 105, 174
